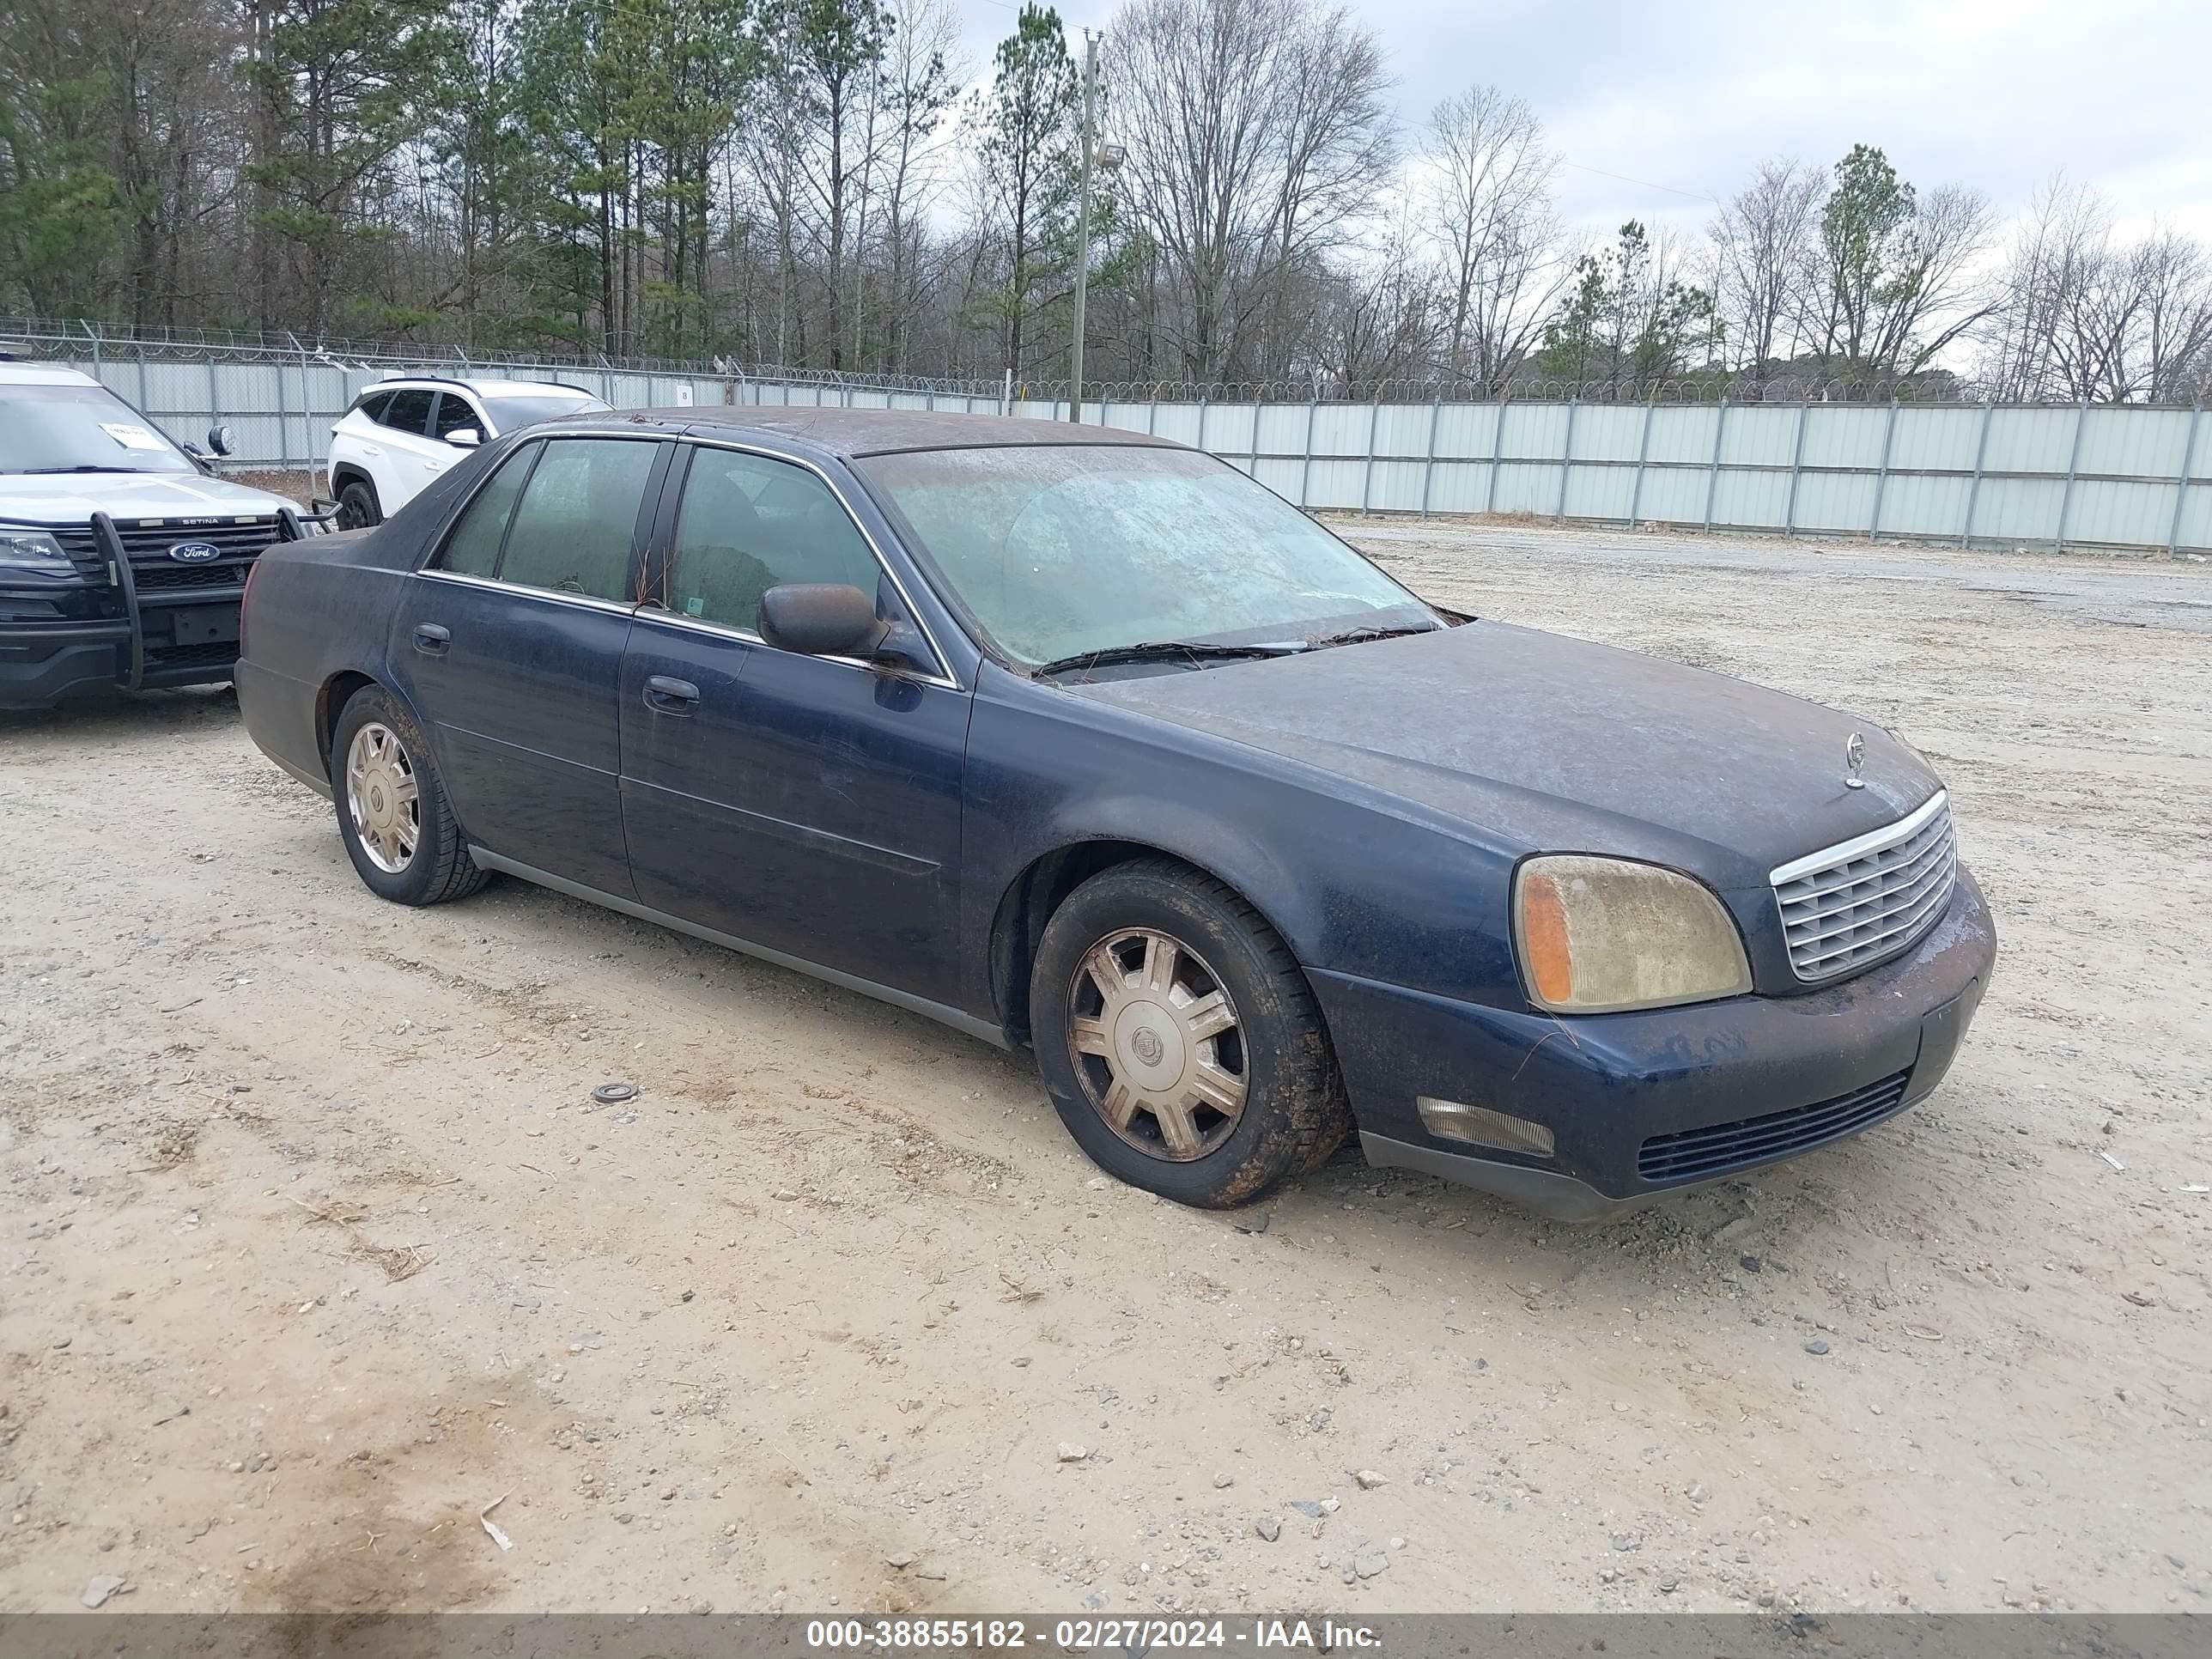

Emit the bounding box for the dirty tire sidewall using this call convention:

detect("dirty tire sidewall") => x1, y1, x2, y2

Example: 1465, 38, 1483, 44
1030, 859, 1348, 1209
337, 480, 381, 530
330, 685, 487, 907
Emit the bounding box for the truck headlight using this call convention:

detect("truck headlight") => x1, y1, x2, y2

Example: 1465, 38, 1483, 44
0, 529, 70, 572
1514, 855, 1752, 1014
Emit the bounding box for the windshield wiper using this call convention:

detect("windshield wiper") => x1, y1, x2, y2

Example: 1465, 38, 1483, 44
1031, 640, 1309, 679
1305, 622, 1445, 649
17, 465, 166, 475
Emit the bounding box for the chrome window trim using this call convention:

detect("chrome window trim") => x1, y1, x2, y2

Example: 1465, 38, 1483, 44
416, 567, 638, 616
1768, 788, 1950, 886
665, 434, 966, 692
628, 604, 962, 691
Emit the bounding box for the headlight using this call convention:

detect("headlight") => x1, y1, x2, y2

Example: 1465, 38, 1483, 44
1514, 855, 1752, 1014
0, 529, 70, 571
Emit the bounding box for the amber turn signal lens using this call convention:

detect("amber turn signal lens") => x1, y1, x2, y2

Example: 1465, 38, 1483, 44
1512, 854, 1753, 1014
1518, 867, 1576, 1006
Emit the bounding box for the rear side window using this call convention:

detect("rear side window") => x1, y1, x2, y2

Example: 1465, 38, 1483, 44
380, 389, 434, 434
434, 443, 538, 577
496, 438, 657, 602
354, 390, 393, 424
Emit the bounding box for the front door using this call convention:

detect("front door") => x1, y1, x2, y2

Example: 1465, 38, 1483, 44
369, 387, 449, 507
391, 434, 667, 896
619, 442, 971, 1007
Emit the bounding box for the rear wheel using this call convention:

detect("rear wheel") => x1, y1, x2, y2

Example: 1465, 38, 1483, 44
335, 478, 381, 530
330, 686, 486, 906
1030, 859, 1349, 1208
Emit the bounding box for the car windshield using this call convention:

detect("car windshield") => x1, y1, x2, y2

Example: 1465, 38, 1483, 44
0, 382, 197, 476
483, 392, 611, 432
857, 444, 1429, 666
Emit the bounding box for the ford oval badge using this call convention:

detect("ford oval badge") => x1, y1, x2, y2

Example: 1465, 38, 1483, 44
168, 540, 222, 562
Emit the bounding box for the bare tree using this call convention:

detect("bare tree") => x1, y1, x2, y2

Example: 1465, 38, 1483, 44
1419, 85, 1563, 394
1307, 208, 1441, 393
1105, 0, 1394, 383
1981, 177, 2212, 402
1705, 157, 1820, 379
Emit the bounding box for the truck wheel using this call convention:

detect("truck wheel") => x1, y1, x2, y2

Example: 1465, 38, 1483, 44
330, 686, 486, 906
1029, 859, 1350, 1208
336, 479, 381, 530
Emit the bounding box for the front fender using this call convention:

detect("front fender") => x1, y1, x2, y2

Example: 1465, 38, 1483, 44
957, 666, 1526, 1025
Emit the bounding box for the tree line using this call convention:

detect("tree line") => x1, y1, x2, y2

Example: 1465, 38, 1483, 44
3, 0, 2209, 402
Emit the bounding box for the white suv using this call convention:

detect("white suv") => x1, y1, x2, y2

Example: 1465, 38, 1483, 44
325, 376, 610, 527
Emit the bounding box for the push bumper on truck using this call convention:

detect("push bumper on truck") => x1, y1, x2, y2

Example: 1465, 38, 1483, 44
0, 507, 321, 712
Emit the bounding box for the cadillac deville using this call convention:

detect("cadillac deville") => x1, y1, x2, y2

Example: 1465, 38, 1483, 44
232, 410, 1995, 1218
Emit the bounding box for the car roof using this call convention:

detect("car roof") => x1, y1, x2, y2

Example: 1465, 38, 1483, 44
0, 362, 103, 387
556, 407, 1182, 460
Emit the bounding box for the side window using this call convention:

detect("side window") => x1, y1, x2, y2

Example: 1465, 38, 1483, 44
432, 442, 537, 577
432, 392, 483, 442
668, 447, 880, 634
497, 438, 657, 602
354, 390, 393, 425
380, 389, 434, 434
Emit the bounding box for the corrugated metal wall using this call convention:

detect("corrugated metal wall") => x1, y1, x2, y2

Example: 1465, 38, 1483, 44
42, 346, 2211, 556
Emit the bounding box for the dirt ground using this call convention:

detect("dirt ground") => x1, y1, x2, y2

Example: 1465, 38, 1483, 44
2, 520, 2207, 1618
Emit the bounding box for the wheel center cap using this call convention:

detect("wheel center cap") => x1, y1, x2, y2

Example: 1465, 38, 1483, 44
1111, 999, 1187, 1092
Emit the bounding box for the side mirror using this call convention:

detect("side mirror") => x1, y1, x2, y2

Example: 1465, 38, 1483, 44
759, 583, 887, 659
206, 424, 234, 458
447, 427, 482, 448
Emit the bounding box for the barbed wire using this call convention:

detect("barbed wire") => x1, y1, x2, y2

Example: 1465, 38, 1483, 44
4, 316, 2202, 410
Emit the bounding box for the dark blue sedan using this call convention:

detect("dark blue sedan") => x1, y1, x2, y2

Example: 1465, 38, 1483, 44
235, 410, 1995, 1218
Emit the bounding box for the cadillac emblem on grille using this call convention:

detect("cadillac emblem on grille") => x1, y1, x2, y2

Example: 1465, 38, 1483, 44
1844, 731, 1866, 789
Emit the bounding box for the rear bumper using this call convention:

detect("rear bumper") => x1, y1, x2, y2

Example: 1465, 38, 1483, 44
234, 657, 332, 796
1315, 866, 1996, 1219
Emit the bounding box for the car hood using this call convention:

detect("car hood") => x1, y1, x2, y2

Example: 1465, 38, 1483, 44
1069, 620, 1942, 890
0, 471, 297, 525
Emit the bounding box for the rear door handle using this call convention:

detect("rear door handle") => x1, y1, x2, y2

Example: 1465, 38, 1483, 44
644, 675, 700, 714
412, 623, 451, 654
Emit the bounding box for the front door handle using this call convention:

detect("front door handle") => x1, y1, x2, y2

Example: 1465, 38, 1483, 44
644, 675, 700, 714
412, 623, 451, 655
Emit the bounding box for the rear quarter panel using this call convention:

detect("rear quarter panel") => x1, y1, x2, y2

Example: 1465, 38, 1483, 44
237, 445, 507, 785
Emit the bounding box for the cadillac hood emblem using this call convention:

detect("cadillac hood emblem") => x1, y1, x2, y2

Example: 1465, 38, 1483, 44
1844, 731, 1867, 789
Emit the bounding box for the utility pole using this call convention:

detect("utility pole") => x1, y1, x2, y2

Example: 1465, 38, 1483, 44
1068, 30, 1099, 423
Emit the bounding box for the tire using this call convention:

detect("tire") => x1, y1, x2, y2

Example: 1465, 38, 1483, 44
335, 477, 382, 530
1030, 858, 1351, 1208
329, 685, 487, 906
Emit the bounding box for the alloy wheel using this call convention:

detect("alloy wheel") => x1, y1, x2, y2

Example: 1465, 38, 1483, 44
1066, 927, 1248, 1160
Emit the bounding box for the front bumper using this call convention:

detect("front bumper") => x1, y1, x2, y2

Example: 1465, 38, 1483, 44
0, 610, 244, 709
1313, 866, 1996, 1220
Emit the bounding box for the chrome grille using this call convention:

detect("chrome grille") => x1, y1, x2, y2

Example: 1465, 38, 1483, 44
1771, 791, 1956, 983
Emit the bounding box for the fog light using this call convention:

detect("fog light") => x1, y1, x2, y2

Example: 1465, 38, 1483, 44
1417, 1097, 1556, 1158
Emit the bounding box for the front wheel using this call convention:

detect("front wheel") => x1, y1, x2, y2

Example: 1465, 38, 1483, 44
330, 686, 486, 905
1029, 859, 1350, 1208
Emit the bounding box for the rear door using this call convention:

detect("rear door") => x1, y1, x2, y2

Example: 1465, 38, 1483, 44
618, 441, 972, 1006
390, 433, 669, 896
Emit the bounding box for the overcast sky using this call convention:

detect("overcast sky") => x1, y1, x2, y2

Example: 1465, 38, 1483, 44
949, 0, 2212, 245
